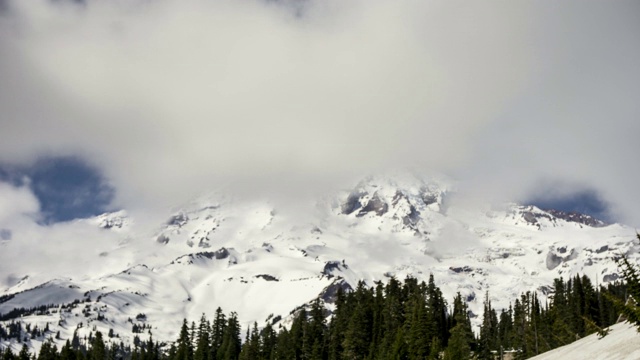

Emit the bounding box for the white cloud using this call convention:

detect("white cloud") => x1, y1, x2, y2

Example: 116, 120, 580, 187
0, 0, 638, 225
0, 182, 39, 225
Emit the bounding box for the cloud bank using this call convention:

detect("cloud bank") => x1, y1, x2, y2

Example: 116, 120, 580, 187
0, 0, 638, 225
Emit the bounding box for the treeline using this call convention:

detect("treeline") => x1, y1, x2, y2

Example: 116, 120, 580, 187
476, 275, 625, 359
0, 274, 630, 360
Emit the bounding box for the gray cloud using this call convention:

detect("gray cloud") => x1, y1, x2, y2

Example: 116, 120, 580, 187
0, 0, 638, 225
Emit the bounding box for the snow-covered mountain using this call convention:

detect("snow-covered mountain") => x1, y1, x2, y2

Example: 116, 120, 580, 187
1, 173, 638, 352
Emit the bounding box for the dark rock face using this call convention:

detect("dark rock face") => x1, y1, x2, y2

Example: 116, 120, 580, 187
342, 191, 366, 215
546, 248, 578, 270
322, 260, 348, 278
450, 266, 473, 274
166, 213, 188, 227
546, 252, 563, 270
255, 274, 279, 282
213, 247, 230, 260
390, 191, 422, 231
320, 279, 353, 304
421, 193, 438, 206
156, 235, 170, 244
173, 247, 230, 264
391, 191, 405, 207
519, 206, 607, 229
357, 193, 388, 217
596, 245, 609, 254
519, 208, 554, 228
546, 209, 607, 227
402, 205, 421, 228
522, 211, 540, 226
100, 217, 123, 229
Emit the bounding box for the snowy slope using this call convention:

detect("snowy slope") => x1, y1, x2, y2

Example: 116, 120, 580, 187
529, 322, 640, 360
0, 173, 638, 352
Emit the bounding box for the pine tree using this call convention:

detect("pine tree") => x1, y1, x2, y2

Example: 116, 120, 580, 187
175, 319, 194, 360
217, 312, 241, 360
18, 345, 30, 360
4, 347, 16, 360
478, 291, 496, 360
427, 274, 448, 346
289, 307, 307, 360
305, 299, 327, 360
405, 282, 433, 360
444, 324, 470, 360
342, 282, 373, 359
210, 308, 226, 360
238, 323, 259, 360
90, 332, 106, 360
38, 341, 58, 360
194, 314, 210, 360
272, 328, 295, 360
376, 277, 403, 359
549, 278, 573, 347
259, 324, 276, 360
327, 288, 347, 360
605, 249, 640, 330
60, 340, 76, 360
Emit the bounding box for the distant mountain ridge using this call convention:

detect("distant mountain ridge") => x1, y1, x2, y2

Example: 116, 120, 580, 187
0, 173, 636, 353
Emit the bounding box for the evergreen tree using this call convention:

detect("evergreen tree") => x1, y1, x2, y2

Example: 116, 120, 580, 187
444, 324, 470, 360
89, 332, 106, 360
174, 320, 194, 360
289, 308, 307, 360
217, 312, 241, 360
405, 282, 433, 360
305, 299, 327, 360
426, 274, 448, 346
194, 315, 210, 360
238, 323, 259, 360
342, 282, 373, 359
606, 250, 640, 330
259, 324, 276, 360
60, 339, 76, 360
18, 345, 30, 360
4, 347, 16, 360
327, 287, 347, 360
210, 308, 226, 360
272, 328, 295, 360
478, 291, 497, 360
38, 341, 58, 360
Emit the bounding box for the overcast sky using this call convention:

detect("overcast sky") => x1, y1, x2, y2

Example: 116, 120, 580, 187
0, 0, 639, 230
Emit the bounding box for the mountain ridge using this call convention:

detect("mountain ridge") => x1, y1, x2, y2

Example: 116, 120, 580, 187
0, 174, 636, 353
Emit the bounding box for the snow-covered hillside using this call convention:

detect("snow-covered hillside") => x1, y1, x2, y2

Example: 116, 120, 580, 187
0, 173, 637, 352
529, 322, 640, 360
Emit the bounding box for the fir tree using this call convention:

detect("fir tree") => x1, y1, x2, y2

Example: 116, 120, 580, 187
90, 332, 106, 360
304, 299, 327, 360
606, 249, 640, 331
174, 320, 194, 360
217, 312, 240, 360
342, 282, 373, 359
194, 314, 210, 360
444, 324, 470, 360
210, 308, 226, 360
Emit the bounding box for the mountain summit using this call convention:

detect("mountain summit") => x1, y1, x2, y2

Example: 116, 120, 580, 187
0, 174, 636, 352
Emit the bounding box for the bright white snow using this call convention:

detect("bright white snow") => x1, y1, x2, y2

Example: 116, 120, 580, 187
1, 173, 638, 351
530, 322, 640, 360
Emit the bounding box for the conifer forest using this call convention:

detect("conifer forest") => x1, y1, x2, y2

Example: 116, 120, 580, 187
0, 268, 634, 360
